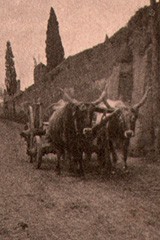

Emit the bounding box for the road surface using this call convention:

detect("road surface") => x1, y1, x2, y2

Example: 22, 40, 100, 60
0, 119, 160, 240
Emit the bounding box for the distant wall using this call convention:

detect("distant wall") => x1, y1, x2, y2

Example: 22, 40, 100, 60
34, 63, 47, 85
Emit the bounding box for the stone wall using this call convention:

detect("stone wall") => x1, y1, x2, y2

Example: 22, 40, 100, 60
34, 63, 47, 85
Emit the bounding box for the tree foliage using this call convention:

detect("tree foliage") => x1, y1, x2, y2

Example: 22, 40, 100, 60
45, 7, 64, 72
5, 41, 17, 96
150, 0, 156, 6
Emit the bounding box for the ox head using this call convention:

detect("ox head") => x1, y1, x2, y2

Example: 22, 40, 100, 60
105, 87, 151, 139
59, 84, 110, 136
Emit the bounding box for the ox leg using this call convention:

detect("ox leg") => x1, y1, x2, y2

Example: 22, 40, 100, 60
85, 152, 92, 162
66, 151, 75, 173
97, 145, 112, 175
105, 142, 112, 175
103, 128, 112, 175
109, 141, 118, 173
123, 139, 130, 171
56, 152, 61, 175
76, 151, 84, 177
98, 148, 106, 170
84, 152, 92, 170
78, 157, 84, 176
97, 132, 106, 171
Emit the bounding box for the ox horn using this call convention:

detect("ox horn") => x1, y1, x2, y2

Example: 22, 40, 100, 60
92, 81, 110, 105
103, 98, 112, 109
92, 108, 120, 137
133, 86, 152, 110
58, 87, 80, 104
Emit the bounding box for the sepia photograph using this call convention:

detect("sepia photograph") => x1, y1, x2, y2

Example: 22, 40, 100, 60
0, 0, 160, 239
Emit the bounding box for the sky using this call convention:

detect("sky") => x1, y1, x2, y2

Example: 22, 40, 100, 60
0, 0, 149, 90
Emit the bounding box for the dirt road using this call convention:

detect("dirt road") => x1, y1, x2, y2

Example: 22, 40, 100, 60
0, 119, 160, 240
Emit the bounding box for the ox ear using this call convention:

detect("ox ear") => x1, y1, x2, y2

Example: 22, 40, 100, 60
58, 87, 80, 105
91, 81, 110, 105
133, 87, 152, 111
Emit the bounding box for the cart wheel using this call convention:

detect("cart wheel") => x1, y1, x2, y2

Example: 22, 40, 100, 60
34, 135, 43, 169
25, 133, 35, 163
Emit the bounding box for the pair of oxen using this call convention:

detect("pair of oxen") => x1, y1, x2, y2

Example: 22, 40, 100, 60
45, 84, 151, 176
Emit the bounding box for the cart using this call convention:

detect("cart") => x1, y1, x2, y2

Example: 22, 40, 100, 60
20, 99, 55, 169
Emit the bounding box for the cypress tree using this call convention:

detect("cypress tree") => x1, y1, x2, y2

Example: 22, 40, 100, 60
45, 7, 64, 72
5, 41, 17, 96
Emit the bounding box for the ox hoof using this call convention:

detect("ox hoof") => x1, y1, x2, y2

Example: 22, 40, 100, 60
55, 166, 61, 175
77, 169, 85, 177
36, 164, 40, 169
111, 170, 116, 175
111, 166, 117, 175
123, 166, 129, 174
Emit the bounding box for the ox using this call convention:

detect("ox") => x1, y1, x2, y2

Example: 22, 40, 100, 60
45, 86, 112, 176
94, 87, 151, 172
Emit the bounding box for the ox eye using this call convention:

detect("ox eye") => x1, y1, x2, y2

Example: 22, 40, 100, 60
119, 115, 123, 121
